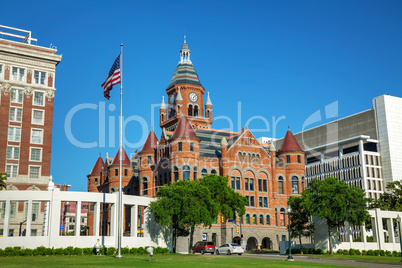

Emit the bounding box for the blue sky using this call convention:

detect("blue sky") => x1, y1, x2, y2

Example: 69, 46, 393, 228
2, 0, 401, 191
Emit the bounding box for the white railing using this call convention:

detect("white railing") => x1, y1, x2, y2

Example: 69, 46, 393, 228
0, 190, 170, 250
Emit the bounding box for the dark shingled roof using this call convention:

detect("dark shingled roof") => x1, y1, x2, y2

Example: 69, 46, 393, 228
112, 147, 131, 165
89, 156, 104, 175
167, 63, 202, 88
279, 129, 302, 151
141, 130, 158, 151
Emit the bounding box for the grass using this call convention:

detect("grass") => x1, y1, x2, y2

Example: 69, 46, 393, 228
302, 253, 402, 263
0, 254, 355, 268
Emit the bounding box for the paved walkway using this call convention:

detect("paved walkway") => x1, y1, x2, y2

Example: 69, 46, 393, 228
239, 253, 402, 268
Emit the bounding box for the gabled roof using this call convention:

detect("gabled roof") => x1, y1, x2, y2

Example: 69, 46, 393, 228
112, 147, 131, 165
141, 130, 159, 151
89, 155, 104, 175
279, 129, 302, 151
171, 116, 197, 138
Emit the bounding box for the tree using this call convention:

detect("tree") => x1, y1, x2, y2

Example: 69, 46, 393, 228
149, 180, 218, 253
302, 177, 370, 254
287, 196, 313, 254
370, 181, 402, 211
199, 175, 248, 220
0, 173, 6, 190
149, 175, 247, 253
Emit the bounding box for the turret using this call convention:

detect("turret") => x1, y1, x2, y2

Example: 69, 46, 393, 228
109, 148, 132, 193
160, 96, 167, 127
205, 92, 213, 124
87, 155, 104, 192
175, 87, 183, 119
138, 130, 159, 196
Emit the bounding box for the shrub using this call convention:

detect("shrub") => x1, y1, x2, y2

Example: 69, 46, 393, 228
54, 248, 65, 256
355, 249, 361, 255
137, 247, 146, 255
392, 251, 398, 257
130, 247, 138, 255
336, 249, 343, 255
64, 246, 74, 256
367, 250, 375, 256
121, 247, 130, 255
374, 250, 380, 256
314, 249, 324, 254
353, 236, 362, 242
362, 250, 367, 255
73, 247, 82, 256
379, 250, 385, 256
82, 248, 93, 255
33, 246, 48, 256
107, 247, 116, 255
349, 249, 356, 255
385, 250, 392, 257
342, 249, 349, 255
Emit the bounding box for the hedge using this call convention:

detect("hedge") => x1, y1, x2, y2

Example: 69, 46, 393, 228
0, 246, 169, 257
336, 248, 401, 257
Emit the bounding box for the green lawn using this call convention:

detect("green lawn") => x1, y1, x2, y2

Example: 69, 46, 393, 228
0, 254, 353, 268
302, 254, 402, 263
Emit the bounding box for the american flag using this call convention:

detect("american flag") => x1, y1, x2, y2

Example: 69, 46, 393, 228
101, 54, 121, 99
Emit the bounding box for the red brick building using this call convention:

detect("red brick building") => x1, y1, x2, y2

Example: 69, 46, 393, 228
88, 40, 305, 251
0, 25, 62, 191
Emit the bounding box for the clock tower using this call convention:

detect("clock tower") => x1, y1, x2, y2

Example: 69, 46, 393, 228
160, 39, 213, 131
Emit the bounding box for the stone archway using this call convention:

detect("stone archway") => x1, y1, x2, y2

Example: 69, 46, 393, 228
261, 237, 272, 249
246, 237, 258, 250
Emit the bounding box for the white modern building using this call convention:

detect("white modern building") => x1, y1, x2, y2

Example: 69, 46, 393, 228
275, 94, 402, 199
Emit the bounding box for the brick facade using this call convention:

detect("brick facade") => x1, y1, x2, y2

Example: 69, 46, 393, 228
0, 28, 62, 191
88, 41, 306, 251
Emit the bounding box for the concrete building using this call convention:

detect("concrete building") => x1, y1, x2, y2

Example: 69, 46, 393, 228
0, 25, 62, 190
87, 40, 306, 251
276, 94, 402, 201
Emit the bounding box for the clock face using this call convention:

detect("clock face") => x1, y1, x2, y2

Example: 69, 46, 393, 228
189, 92, 198, 102
170, 94, 175, 104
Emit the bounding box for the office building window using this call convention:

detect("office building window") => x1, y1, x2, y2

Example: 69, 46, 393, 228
9, 107, 22, 122
32, 110, 44, 125
231, 177, 235, 189
6, 146, 20, 160
12, 67, 25, 81
250, 178, 254, 191
6, 165, 18, 178
31, 129, 43, 144
10, 89, 24, 103
34, 71, 46, 85
33, 92, 44, 106
250, 196, 255, 207
245, 178, 249, 191
8, 127, 21, 142
259, 197, 263, 207
264, 197, 268, 207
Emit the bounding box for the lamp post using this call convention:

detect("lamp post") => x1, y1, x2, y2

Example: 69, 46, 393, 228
287, 206, 294, 261
397, 215, 402, 263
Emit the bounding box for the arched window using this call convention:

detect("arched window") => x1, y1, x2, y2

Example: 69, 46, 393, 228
253, 214, 257, 224
161, 114, 164, 122
278, 176, 284, 194
183, 166, 190, 181
95, 178, 98, 185
292, 176, 299, 194
193, 167, 198, 180
259, 215, 264, 225
256, 154, 260, 164
207, 110, 210, 118
238, 152, 242, 162
174, 167, 179, 182
266, 215, 270, 225
142, 178, 148, 196
211, 169, 217, 174
246, 214, 250, 224
280, 208, 285, 226
201, 169, 208, 177
188, 104, 193, 116
194, 106, 199, 117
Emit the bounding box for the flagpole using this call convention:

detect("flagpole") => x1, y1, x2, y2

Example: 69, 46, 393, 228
117, 43, 123, 258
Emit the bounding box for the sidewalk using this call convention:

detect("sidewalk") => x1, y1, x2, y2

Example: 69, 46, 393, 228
241, 253, 402, 268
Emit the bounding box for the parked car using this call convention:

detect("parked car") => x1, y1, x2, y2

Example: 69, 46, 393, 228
215, 243, 244, 255
192, 241, 216, 254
